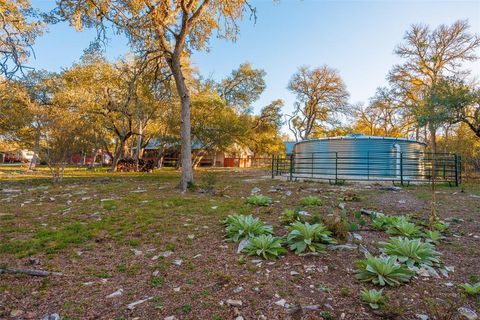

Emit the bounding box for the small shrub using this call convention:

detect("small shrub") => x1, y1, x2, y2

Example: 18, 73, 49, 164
459, 282, 480, 295
360, 288, 386, 309
469, 274, 480, 283
340, 287, 352, 297
198, 171, 218, 192
381, 237, 441, 268
182, 304, 191, 313
353, 211, 367, 227
223, 215, 272, 242
150, 276, 164, 288
310, 214, 322, 224
246, 195, 272, 206
279, 208, 305, 225
299, 196, 322, 206
166, 243, 176, 251
355, 255, 414, 286
320, 311, 335, 320
386, 220, 422, 238
243, 234, 287, 259
287, 221, 336, 254
338, 192, 360, 202
323, 214, 349, 239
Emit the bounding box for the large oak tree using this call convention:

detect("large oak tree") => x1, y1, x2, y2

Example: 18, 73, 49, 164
54, 0, 255, 191
287, 65, 349, 141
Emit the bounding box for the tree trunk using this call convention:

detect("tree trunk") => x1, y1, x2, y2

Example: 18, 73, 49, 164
29, 131, 40, 171
112, 138, 126, 172
135, 123, 143, 172
170, 56, 193, 191
193, 150, 207, 169
428, 123, 438, 228
89, 146, 98, 169
81, 152, 86, 166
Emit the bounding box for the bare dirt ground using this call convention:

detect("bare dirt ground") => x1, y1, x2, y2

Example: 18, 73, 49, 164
0, 167, 479, 320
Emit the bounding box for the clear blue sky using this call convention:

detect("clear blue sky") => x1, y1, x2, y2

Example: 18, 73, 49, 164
30, 0, 480, 133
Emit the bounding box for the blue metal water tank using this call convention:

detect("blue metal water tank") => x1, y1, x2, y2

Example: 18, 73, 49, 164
293, 134, 426, 180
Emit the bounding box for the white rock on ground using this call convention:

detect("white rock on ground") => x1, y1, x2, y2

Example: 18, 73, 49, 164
151, 251, 173, 260
233, 286, 244, 293
127, 297, 153, 310
226, 299, 243, 307
106, 289, 123, 298
251, 187, 261, 194
237, 239, 249, 254
41, 314, 60, 320
458, 307, 478, 320
302, 305, 320, 311
275, 299, 288, 308
173, 259, 183, 266
131, 249, 143, 256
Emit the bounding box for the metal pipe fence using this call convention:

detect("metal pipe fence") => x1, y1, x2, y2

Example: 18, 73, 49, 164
271, 151, 461, 186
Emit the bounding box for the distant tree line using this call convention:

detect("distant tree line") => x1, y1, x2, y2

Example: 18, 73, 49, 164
0, 0, 479, 184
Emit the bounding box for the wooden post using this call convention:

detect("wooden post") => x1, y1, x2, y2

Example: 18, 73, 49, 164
454, 154, 459, 187
271, 155, 275, 179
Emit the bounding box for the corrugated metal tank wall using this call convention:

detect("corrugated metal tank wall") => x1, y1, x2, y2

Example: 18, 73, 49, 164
293, 134, 426, 180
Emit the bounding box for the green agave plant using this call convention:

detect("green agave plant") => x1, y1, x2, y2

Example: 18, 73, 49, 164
279, 208, 305, 225
386, 219, 422, 238
371, 215, 409, 230
355, 255, 414, 286
459, 282, 480, 295
423, 230, 445, 244
223, 214, 273, 242
286, 221, 336, 254
246, 195, 272, 206
299, 196, 322, 206
381, 237, 441, 268
360, 288, 386, 309
433, 220, 449, 233
243, 234, 287, 259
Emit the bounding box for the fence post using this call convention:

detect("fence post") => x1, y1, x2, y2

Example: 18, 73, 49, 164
459, 155, 462, 185
271, 155, 274, 179
400, 152, 404, 186
289, 154, 293, 181
275, 155, 279, 176
443, 156, 446, 180
335, 152, 338, 184
454, 154, 459, 187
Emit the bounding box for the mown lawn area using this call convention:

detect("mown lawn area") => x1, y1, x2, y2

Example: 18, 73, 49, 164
0, 166, 479, 319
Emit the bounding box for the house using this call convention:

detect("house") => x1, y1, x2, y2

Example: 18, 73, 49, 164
1, 149, 35, 163
69, 150, 112, 166
140, 138, 255, 167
